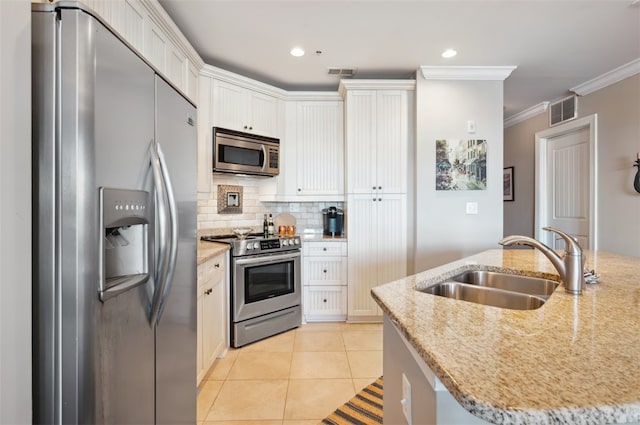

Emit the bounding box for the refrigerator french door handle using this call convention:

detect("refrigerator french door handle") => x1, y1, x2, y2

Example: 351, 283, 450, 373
154, 141, 179, 324
149, 139, 170, 327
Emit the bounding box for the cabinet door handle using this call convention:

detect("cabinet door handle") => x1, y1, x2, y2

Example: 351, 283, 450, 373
298, 188, 302, 192
372, 186, 376, 190
373, 198, 377, 202
214, 263, 220, 268
378, 198, 382, 201
323, 247, 327, 251
323, 269, 327, 273
205, 288, 212, 295
378, 186, 382, 190
244, 125, 248, 129
323, 299, 327, 303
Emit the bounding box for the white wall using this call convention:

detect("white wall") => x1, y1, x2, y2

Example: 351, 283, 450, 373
0, 1, 32, 423
414, 75, 505, 272
504, 74, 640, 257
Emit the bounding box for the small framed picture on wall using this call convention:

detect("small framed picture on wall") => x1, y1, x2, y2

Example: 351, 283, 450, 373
503, 167, 514, 202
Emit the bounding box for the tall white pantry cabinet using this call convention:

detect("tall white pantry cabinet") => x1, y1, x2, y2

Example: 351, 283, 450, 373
340, 80, 414, 320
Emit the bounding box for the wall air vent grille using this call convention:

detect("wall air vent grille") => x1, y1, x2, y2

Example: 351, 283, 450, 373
327, 68, 355, 77
550, 95, 578, 126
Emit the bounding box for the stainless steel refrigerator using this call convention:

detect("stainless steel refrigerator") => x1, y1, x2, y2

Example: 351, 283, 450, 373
32, 3, 197, 424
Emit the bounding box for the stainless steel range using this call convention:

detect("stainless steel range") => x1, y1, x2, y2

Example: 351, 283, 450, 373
201, 233, 302, 347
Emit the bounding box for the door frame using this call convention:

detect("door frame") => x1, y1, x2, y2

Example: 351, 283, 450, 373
534, 114, 598, 250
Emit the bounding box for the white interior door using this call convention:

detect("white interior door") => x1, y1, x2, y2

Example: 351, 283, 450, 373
535, 114, 597, 251
546, 128, 590, 249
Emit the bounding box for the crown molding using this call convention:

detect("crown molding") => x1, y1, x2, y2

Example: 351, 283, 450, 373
571, 58, 640, 96
200, 64, 289, 99
420, 66, 517, 81
338, 79, 416, 98
285, 91, 343, 102
504, 102, 550, 128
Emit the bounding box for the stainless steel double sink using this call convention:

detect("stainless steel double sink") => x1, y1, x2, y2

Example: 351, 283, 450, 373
419, 270, 559, 310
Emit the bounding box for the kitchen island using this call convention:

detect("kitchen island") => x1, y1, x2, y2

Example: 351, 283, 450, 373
372, 249, 640, 425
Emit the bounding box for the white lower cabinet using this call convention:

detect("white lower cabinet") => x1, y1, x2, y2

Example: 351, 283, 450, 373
197, 252, 228, 385
304, 286, 347, 319
302, 241, 347, 321
347, 194, 407, 320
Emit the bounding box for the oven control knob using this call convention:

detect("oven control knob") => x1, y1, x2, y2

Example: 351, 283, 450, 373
282, 239, 288, 246
246, 243, 253, 250
253, 242, 260, 250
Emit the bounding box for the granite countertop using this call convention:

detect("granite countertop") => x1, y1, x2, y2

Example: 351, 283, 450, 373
197, 240, 230, 265
371, 249, 640, 425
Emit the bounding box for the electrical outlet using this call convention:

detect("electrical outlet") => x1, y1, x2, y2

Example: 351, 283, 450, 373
400, 373, 411, 425
289, 203, 299, 213
466, 202, 478, 215
401, 373, 412, 425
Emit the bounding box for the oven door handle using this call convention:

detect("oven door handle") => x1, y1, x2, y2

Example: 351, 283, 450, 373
234, 251, 301, 266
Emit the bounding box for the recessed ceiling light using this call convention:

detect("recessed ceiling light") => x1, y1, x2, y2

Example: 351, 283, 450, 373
290, 47, 305, 57
441, 49, 457, 59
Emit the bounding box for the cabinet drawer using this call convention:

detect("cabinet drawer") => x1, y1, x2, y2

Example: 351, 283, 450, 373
303, 256, 346, 286
198, 253, 226, 289
303, 286, 347, 320
303, 241, 347, 256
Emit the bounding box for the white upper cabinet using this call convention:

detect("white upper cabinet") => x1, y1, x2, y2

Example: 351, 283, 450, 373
257, 93, 344, 202
121, 0, 145, 52
144, 16, 167, 74
186, 60, 199, 105
295, 101, 344, 196
347, 193, 407, 319
83, 0, 203, 104
212, 80, 279, 138
341, 81, 414, 195
167, 44, 187, 90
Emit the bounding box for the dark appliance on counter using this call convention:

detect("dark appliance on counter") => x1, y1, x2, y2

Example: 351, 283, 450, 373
322, 207, 344, 236
212, 127, 280, 177
201, 233, 301, 347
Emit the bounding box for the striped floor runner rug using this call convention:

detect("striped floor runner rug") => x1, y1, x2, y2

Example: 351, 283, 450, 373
320, 377, 383, 425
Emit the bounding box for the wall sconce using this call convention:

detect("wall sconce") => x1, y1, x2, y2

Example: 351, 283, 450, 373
635, 153, 640, 194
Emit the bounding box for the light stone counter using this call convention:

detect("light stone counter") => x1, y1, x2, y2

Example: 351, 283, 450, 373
197, 240, 229, 265
371, 249, 640, 424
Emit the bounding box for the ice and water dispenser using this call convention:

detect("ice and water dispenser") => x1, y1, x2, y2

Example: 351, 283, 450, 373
99, 188, 152, 302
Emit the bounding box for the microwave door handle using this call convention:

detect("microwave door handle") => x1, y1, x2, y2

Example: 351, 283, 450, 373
260, 144, 267, 172
154, 141, 179, 324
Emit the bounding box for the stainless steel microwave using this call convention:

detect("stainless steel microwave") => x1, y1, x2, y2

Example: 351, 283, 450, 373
212, 127, 279, 177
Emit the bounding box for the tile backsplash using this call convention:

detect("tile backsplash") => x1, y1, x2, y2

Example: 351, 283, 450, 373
197, 175, 343, 234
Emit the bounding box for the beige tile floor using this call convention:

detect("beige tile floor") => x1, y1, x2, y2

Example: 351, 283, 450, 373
197, 322, 383, 425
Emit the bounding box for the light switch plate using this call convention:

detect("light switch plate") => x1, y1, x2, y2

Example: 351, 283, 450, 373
467, 120, 476, 133
466, 202, 478, 215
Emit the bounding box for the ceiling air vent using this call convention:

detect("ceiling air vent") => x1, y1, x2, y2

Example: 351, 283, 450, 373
549, 95, 578, 126
327, 68, 355, 78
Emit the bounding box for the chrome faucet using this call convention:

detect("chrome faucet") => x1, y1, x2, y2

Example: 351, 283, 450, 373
499, 227, 586, 295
